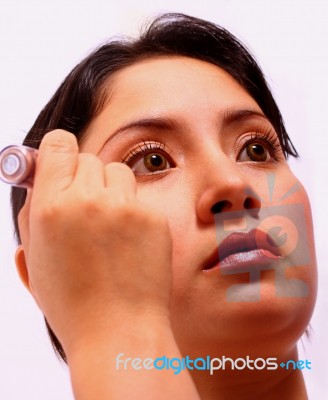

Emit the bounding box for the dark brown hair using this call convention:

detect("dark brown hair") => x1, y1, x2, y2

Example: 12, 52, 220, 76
11, 13, 298, 362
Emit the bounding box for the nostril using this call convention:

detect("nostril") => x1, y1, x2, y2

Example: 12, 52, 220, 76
211, 197, 260, 214
211, 200, 231, 214
244, 196, 261, 210
244, 198, 253, 209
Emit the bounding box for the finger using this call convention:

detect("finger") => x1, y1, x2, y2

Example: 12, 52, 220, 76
104, 162, 137, 202
72, 153, 105, 192
33, 130, 79, 197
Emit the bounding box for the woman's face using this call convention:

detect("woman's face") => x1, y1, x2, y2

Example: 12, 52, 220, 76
81, 56, 317, 357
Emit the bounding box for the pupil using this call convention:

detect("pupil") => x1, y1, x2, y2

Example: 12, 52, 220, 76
144, 153, 167, 172
252, 145, 264, 155
150, 154, 163, 166
247, 144, 267, 161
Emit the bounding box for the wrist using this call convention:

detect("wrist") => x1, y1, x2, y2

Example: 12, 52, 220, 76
63, 307, 173, 361
65, 311, 200, 400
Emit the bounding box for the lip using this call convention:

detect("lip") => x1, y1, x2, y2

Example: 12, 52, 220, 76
202, 229, 282, 272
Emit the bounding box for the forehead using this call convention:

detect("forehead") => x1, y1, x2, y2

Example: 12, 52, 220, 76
82, 56, 264, 152
106, 56, 260, 115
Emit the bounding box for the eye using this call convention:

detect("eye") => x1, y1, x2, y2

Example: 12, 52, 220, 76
123, 141, 174, 175
237, 130, 283, 163
132, 152, 171, 174
239, 142, 270, 162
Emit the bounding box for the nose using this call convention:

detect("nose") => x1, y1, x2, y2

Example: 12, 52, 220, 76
196, 154, 261, 224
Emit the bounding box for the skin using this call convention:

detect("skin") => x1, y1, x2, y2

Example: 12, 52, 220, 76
16, 56, 317, 399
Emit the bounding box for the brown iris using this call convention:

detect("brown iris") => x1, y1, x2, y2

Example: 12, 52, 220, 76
246, 143, 268, 162
143, 153, 167, 172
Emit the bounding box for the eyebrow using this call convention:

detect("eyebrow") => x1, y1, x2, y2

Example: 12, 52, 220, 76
99, 118, 181, 152
223, 109, 268, 125
100, 108, 269, 150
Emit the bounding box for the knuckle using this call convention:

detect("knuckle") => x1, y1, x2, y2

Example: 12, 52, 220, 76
32, 203, 62, 226
80, 195, 104, 217
109, 202, 136, 224
122, 204, 166, 228
105, 202, 151, 228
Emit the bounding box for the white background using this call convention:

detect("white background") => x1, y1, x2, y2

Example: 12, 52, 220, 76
0, 1, 327, 399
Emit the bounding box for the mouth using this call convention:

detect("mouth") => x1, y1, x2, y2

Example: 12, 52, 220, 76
202, 229, 282, 272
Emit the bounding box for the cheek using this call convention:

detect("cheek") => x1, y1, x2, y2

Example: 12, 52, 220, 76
287, 182, 317, 289
252, 168, 317, 311
135, 175, 195, 240
245, 167, 315, 251
135, 181, 196, 281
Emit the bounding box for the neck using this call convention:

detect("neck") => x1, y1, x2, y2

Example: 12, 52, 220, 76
190, 347, 308, 400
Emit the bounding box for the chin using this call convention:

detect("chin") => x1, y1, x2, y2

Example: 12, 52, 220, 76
172, 282, 316, 360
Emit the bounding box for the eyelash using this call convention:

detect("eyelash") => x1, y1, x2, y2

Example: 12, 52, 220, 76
237, 128, 283, 161
121, 129, 283, 168
122, 140, 174, 166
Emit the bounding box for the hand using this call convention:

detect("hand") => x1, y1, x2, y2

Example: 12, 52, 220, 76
17, 129, 173, 354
